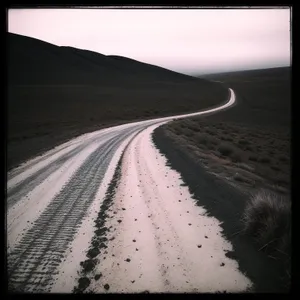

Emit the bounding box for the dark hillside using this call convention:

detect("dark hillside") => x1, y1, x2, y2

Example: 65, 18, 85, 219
7, 33, 227, 170
8, 32, 201, 85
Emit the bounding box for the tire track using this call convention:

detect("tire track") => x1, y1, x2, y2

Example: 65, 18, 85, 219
7, 125, 145, 293
72, 125, 150, 293
8, 141, 76, 181
7, 131, 118, 209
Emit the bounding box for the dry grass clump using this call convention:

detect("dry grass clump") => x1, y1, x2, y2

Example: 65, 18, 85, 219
217, 142, 235, 156
242, 189, 291, 290
242, 189, 291, 255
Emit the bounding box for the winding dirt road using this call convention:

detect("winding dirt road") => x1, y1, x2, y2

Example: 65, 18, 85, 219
7, 89, 252, 293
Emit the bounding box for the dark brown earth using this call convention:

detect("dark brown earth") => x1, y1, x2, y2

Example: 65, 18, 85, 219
153, 66, 291, 292
152, 125, 289, 293
7, 32, 227, 171
164, 67, 290, 195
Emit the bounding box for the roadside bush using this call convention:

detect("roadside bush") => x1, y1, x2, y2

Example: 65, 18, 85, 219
230, 150, 244, 163
210, 136, 219, 145
195, 133, 211, 146
258, 156, 271, 164
205, 128, 217, 136
238, 139, 250, 146
271, 164, 281, 171
249, 154, 258, 162
242, 189, 291, 255
217, 142, 235, 156
242, 188, 291, 290
190, 125, 200, 132
271, 173, 289, 187
180, 127, 194, 137
185, 130, 195, 138
170, 124, 181, 133
278, 155, 289, 163
268, 149, 275, 155
207, 143, 216, 150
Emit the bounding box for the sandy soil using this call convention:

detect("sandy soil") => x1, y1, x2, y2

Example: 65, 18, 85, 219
85, 124, 252, 293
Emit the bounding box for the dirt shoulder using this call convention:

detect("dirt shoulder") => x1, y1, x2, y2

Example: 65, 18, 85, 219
152, 125, 289, 293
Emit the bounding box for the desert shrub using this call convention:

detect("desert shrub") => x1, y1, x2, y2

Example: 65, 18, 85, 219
271, 164, 281, 171
218, 142, 235, 156
249, 154, 258, 162
271, 173, 289, 187
230, 150, 244, 163
196, 133, 210, 145
268, 149, 275, 155
180, 127, 194, 137
209, 130, 218, 136
209, 136, 219, 145
238, 139, 250, 146
242, 189, 291, 255
242, 188, 291, 290
258, 156, 271, 164
190, 125, 200, 132
170, 124, 181, 133
185, 130, 195, 138
205, 128, 217, 136
278, 155, 289, 163
207, 143, 216, 150
218, 123, 225, 129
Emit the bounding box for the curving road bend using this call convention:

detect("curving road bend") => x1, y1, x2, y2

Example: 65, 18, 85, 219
7, 89, 252, 293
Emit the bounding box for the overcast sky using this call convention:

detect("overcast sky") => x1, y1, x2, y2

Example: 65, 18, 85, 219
8, 7, 291, 75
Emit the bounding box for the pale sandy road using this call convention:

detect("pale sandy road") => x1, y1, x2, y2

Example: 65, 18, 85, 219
7, 124, 153, 293
85, 123, 252, 293
7, 89, 238, 293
